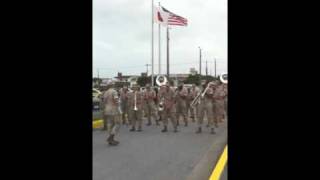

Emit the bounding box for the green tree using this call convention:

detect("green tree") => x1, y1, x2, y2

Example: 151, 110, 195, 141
137, 76, 151, 87
183, 74, 201, 85
184, 74, 217, 85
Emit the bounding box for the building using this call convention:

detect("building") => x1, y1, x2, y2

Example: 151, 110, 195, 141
114, 72, 139, 88
190, 68, 198, 75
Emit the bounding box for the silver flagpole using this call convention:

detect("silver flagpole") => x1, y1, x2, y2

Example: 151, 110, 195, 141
166, 27, 169, 79
151, 0, 154, 87
158, 2, 161, 75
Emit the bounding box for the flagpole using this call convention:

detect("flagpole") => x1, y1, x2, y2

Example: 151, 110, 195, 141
166, 27, 170, 79
158, 2, 161, 75
151, 0, 154, 87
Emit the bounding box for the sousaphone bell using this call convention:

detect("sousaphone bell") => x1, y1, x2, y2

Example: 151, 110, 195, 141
220, 73, 228, 84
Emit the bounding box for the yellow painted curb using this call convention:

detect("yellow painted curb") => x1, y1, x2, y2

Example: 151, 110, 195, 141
93, 119, 103, 129
209, 145, 228, 180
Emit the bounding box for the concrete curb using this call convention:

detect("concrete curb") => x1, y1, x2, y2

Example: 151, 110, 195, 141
185, 128, 227, 180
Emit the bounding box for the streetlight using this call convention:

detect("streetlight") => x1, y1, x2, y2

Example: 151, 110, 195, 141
198, 47, 202, 76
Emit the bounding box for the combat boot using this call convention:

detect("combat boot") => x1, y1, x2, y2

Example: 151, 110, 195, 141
137, 126, 142, 132
106, 134, 113, 143
112, 138, 119, 145
210, 128, 216, 134
107, 134, 118, 146
161, 125, 168, 132
196, 127, 202, 134
156, 120, 160, 126
129, 126, 136, 132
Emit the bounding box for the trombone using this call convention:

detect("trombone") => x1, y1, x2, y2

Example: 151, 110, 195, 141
190, 82, 213, 108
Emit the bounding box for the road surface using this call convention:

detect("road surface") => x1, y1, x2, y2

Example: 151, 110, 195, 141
93, 117, 227, 180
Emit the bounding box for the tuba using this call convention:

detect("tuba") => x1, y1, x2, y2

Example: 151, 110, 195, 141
156, 75, 168, 111
156, 75, 168, 87
220, 73, 228, 84
158, 97, 164, 111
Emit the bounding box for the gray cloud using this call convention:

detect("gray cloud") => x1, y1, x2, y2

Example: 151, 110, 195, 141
93, 0, 227, 77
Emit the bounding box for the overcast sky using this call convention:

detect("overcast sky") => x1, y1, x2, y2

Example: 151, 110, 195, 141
93, 0, 227, 78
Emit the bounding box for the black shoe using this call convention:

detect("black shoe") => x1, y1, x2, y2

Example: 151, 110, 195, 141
137, 127, 142, 132
106, 134, 113, 143
196, 127, 202, 134
129, 127, 136, 131
112, 139, 119, 145
206, 124, 210, 128
184, 122, 188, 127
109, 141, 118, 146
156, 121, 160, 126
161, 126, 168, 132
174, 128, 178, 133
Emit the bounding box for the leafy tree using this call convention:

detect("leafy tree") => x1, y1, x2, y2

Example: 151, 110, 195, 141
184, 74, 217, 85
137, 76, 151, 87
183, 74, 201, 85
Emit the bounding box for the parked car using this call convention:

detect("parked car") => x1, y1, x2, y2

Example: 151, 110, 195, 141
93, 88, 102, 98
93, 96, 101, 111
93, 88, 102, 111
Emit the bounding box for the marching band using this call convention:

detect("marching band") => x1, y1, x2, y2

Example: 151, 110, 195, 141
100, 73, 228, 146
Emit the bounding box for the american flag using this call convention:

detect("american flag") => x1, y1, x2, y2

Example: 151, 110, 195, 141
161, 7, 188, 26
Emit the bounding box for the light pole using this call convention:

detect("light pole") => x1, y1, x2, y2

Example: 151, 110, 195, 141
198, 47, 202, 76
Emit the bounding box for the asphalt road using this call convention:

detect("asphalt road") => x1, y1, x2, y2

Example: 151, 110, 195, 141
220, 164, 227, 180
93, 117, 227, 180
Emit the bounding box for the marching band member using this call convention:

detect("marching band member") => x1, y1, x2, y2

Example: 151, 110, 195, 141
102, 81, 121, 146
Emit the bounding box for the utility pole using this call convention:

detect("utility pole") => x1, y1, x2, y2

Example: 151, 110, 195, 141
198, 47, 202, 75
146, 64, 151, 75
206, 60, 208, 76
97, 68, 100, 88
214, 58, 217, 78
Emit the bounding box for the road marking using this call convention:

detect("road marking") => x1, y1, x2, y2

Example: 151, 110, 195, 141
209, 145, 228, 180
93, 119, 103, 128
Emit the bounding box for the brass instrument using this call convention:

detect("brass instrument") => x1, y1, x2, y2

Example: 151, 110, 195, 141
134, 91, 138, 111
155, 75, 168, 111
114, 93, 122, 114
190, 82, 213, 108
156, 75, 168, 86
158, 96, 164, 111
220, 73, 228, 84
